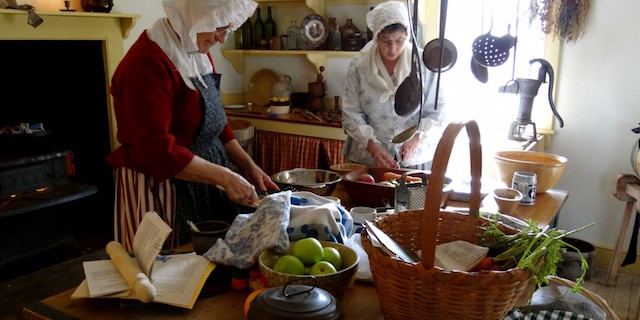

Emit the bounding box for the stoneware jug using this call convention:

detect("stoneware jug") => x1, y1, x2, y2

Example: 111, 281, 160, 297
271, 75, 293, 99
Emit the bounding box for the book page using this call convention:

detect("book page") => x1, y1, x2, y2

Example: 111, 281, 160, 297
82, 260, 130, 297
132, 211, 172, 278
73, 253, 215, 309
150, 253, 215, 308
434, 240, 489, 271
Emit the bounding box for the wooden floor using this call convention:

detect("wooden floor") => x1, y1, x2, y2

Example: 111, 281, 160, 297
582, 268, 640, 320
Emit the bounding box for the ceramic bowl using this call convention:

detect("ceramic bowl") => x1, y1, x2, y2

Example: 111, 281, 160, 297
492, 188, 523, 215
271, 169, 342, 196
191, 220, 230, 255
329, 163, 366, 176
493, 151, 568, 193
258, 240, 359, 298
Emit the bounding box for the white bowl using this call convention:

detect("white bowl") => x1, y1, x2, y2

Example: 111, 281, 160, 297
267, 105, 290, 114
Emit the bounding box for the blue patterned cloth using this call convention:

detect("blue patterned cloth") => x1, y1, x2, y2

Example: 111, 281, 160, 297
203, 191, 353, 269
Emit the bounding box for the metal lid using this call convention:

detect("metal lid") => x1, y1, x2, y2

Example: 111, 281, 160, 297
248, 284, 341, 320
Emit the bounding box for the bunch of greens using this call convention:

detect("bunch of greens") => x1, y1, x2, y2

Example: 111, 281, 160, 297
481, 218, 594, 292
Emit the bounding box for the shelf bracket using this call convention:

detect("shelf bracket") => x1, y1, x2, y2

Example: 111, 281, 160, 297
305, 53, 326, 73
222, 50, 246, 74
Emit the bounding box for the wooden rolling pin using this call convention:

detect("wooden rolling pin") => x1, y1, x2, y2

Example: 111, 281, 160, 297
105, 241, 157, 303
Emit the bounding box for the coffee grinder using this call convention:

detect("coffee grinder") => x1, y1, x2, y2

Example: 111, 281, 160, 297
500, 58, 565, 141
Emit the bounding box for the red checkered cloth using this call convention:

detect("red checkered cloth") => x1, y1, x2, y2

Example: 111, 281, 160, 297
254, 131, 345, 176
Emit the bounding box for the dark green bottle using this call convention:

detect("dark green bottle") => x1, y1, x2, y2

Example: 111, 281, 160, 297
263, 6, 277, 42
253, 7, 264, 49
238, 17, 253, 49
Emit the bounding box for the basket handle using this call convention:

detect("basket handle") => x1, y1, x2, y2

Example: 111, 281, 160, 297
421, 120, 482, 268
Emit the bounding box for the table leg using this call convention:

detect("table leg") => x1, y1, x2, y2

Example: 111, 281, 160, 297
606, 201, 635, 286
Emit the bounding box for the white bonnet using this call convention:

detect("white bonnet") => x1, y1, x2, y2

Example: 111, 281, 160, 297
366, 0, 410, 40
162, 0, 258, 52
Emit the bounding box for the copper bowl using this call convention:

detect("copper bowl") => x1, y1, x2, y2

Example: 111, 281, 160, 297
342, 167, 453, 208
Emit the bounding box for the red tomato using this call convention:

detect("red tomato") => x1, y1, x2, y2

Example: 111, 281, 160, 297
356, 174, 376, 183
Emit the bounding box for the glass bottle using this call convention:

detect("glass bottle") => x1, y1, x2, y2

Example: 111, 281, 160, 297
253, 7, 264, 49
341, 18, 360, 51
236, 18, 252, 49
263, 6, 277, 43
286, 20, 301, 50
332, 27, 341, 50
366, 7, 374, 43
323, 17, 337, 50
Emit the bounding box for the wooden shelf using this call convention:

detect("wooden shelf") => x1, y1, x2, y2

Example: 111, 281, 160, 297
221, 49, 356, 73
0, 9, 139, 38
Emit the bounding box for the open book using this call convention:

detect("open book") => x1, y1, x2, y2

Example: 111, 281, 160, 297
434, 240, 489, 271
71, 211, 216, 309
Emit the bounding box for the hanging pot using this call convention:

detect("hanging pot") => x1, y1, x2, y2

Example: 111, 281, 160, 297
470, 57, 488, 83
394, 0, 422, 117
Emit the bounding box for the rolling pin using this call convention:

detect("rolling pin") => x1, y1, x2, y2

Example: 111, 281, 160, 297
105, 241, 157, 303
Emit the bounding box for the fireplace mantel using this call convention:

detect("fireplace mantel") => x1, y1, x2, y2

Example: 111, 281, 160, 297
0, 8, 139, 150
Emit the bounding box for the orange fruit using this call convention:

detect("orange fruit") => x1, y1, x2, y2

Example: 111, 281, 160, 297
244, 288, 266, 317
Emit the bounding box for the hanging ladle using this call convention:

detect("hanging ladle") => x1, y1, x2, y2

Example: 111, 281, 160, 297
392, 0, 448, 144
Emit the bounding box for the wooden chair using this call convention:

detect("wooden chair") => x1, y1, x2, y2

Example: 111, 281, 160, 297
607, 174, 640, 320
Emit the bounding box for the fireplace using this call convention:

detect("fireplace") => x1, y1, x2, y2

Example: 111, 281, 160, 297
0, 9, 138, 267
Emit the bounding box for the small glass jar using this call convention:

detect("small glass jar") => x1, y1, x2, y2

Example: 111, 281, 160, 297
286, 20, 301, 50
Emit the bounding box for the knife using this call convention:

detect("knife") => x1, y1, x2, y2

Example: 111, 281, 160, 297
363, 220, 420, 263
305, 110, 323, 122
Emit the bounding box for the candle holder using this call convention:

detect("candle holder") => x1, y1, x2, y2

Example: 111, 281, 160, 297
60, 0, 76, 11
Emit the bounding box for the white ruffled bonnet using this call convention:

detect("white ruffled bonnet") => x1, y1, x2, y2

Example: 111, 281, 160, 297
366, 0, 410, 40
162, 0, 258, 53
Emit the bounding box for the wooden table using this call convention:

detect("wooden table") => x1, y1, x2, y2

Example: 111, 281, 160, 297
23, 271, 382, 320
23, 184, 568, 319
331, 182, 569, 228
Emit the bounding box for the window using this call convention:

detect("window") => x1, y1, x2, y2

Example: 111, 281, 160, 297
418, 0, 559, 139
414, 0, 560, 179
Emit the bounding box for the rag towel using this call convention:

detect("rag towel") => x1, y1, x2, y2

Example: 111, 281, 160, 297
204, 191, 353, 269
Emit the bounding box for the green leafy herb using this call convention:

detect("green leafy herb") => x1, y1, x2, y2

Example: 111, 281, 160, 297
481, 218, 594, 293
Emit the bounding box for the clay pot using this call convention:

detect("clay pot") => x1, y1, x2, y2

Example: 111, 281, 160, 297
81, 0, 113, 12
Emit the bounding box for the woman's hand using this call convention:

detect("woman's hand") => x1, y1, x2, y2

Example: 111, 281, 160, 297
367, 139, 397, 168
399, 133, 421, 161
244, 163, 280, 192
219, 170, 259, 206
224, 139, 279, 193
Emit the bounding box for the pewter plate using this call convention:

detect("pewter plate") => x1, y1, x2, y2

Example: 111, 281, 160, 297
300, 14, 328, 50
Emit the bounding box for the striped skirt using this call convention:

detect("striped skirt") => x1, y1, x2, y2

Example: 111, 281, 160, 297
113, 167, 177, 251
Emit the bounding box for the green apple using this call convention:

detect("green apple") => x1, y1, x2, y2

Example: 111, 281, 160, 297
322, 247, 343, 270
309, 260, 337, 275
273, 255, 305, 275
293, 238, 324, 265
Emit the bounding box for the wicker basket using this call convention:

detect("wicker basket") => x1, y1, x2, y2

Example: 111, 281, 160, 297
362, 121, 533, 320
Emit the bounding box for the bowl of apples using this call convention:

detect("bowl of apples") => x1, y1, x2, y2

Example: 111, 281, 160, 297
258, 238, 359, 298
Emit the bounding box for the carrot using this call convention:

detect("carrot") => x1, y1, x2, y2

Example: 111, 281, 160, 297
472, 257, 494, 271
382, 171, 422, 183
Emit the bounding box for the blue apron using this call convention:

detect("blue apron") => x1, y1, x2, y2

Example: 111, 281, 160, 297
173, 73, 238, 246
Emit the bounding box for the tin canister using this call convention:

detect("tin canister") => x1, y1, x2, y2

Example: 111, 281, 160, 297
511, 171, 537, 205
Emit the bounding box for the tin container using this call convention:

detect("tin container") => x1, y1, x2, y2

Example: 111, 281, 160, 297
511, 171, 537, 205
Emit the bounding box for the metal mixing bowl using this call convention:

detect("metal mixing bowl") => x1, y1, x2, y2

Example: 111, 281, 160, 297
271, 168, 342, 196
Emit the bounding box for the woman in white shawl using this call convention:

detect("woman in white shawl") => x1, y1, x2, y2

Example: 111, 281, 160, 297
341, 0, 445, 169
